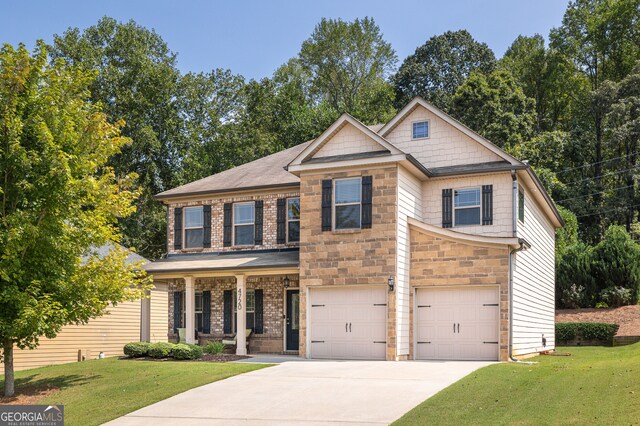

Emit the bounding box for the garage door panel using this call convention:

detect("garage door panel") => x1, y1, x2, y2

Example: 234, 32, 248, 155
416, 286, 499, 361
309, 287, 386, 360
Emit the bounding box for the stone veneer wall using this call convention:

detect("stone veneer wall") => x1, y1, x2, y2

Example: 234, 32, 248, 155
409, 230, 510, 361
166, 190, 300, 255
167, 274, 299, 354
298, 166, 398, 360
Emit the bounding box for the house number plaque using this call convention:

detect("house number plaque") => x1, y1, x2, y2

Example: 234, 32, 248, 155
237, 288, 242, 310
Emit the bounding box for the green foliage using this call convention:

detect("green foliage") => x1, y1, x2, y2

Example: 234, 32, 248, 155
148, 342, 175, 358
555, 322, 619, 343
171, 343, 203, 360
599, 287, 633, 307
393, 30, 496, 110
0, 41, 150, 396
123, 342, 151, 357
298, 17, 397, 123
556, 242, 595, 308
555, 206, 579, 256
204, 341, 226, 355
451, 69, 537, 149
591, 225, 640, 303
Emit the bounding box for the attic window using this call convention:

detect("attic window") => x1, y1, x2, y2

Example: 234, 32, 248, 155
412, 121, 429, 139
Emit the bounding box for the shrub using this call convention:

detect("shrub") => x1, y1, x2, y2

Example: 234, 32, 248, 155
556, 241, 595, 308
203, 341, 226, 355
148, 342, 175, 358
599, 286, 633, 308
123, 342, 151, 357
172, 343, 203, 360
556, 322, 619, 344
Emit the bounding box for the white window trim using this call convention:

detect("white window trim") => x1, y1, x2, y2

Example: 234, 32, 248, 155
453, 186, 482, 227
183, 206, 204, 249
233, 201, 255, 246
333, 177, 362, 230
286, 197, 300, 243
411, 119, 430, 140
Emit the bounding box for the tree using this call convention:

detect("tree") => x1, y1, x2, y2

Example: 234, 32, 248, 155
298, 17, 397, 123
393, 30, 496, 110
51, 17, 184, 259
0, 43, 150, 396
450, 69, 536, 150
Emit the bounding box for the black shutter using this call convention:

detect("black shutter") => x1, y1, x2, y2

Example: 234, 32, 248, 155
174, 207, 183, 250
203, 205, 211, 248
277, 198, 286, 244
361, 175, 373, 229
442, 189, 453, 228
254, 200, 263, 245
223, 290, 232, 334
321, 179, 332, 231
254, 289, 264, 334
482, 185, 493, 225
173, 291, 182, 333
223, 203, 232, 247
202, 291, 211, 334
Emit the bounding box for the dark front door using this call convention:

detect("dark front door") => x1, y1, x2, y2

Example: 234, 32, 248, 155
286, 290, 300, 351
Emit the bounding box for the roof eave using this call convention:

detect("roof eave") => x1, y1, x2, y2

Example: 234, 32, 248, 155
154, 182, 300, 202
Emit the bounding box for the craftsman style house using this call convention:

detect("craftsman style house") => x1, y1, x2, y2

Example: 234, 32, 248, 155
145, 97, 563, 361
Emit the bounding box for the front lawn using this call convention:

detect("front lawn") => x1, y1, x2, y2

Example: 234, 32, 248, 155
0, 357, 269, 426
395, 343, 640, 425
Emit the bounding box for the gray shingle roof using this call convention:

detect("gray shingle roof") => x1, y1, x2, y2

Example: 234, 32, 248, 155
144, 250, 299, 274
155, 141, 313, 199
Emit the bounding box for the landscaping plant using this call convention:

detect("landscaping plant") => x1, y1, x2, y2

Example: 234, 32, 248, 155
148, 342, 175, 358
123, 342, 152, 358
204, 341, 226, 355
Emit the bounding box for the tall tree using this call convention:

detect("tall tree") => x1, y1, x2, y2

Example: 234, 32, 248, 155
298, 17, 397, 123
450, 69, 536, 150
51, 17, 183, 259
0, 42, 149, 396
393, 30, 496, 111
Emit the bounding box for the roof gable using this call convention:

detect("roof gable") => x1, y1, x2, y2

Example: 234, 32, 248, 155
288, 113, 404, 167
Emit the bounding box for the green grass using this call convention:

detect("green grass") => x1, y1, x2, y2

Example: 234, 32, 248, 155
1, 357, 269, 426
395, 344, 640, 425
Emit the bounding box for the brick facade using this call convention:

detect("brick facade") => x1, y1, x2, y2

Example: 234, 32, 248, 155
168, 274, 299, 354
167, 190, 300, 255
298, 166, 398, 360
409, 230, 510, 361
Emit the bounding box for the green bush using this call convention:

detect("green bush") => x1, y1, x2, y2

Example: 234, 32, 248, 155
123, 342, 151, 357
556, 241, 595, 308
148, 342, 175, 358
172, 343, 203, 360
556, 322, 619, 343
203, 341, 226, 355
599, 286, 633, 307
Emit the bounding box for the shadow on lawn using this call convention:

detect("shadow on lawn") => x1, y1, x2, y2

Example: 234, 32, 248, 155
0, 373, 100, 404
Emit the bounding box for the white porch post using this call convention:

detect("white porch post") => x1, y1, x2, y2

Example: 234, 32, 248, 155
185, 276, 196, 344
235, 274, 247, 355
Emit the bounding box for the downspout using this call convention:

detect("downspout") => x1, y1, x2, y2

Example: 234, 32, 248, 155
509, 170, 537, 364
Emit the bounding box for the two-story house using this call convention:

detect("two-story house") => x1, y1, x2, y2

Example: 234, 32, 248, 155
145, 97, 563, 361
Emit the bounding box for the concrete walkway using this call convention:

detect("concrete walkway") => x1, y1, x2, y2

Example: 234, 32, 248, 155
106, 360, 491, 425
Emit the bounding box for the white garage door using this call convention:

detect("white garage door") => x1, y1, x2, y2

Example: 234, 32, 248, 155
309, 286, 387, 360
416, 286, 499, 361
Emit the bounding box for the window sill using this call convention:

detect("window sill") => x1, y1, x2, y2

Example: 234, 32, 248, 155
180, 247, 205, 253
332, 228, 363, 234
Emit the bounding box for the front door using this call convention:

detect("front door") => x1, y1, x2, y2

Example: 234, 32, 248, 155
286, 290, 300, 351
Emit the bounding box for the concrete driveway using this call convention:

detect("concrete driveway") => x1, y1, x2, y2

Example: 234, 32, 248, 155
106, 359, 491, 425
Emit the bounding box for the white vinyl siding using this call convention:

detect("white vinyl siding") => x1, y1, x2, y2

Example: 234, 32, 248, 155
512, 185, 556, 355
396, 166, 423, 356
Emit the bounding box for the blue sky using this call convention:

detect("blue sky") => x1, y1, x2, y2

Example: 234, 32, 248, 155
1, 0, 569, 80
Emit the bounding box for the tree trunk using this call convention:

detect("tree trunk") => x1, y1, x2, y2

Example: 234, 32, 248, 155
3, 339, 14, 397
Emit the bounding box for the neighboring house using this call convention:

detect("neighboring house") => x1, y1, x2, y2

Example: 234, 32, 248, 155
0, 244, 167, 373
147, 97, 563, 361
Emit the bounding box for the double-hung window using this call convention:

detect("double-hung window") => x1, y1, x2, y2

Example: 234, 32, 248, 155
454, 188, 481, 226
234, 202, 255, 245
181, 291, 204, 332
334, 178, 361, 229
287, 197, 300, 243
184, 206, 204, 248
412, 121, 429, 139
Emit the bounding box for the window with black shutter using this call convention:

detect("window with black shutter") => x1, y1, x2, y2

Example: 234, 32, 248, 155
223, 203, 232, 247
173, 208, 183, 250
518, 187, 525, 223
173, 291, 183, 333
361, 176, 372, 228
482, 185, 494, 225
254, 289, 264, 334
321, 179, 332, 231
442, 189, 453, 228
203, 205, 211, 248
223, 290, 232, 334
202, 291, 211, 334
287, 197, 300, 242
277, 198, 286, 244
254, 200, 263, 245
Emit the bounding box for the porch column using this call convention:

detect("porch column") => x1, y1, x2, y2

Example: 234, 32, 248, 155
185, 276, 196, 344
235, 274, 247, 355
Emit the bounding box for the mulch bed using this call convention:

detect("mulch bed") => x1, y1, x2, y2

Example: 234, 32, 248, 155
0, 385, 59, 405
556, 305, 640, 336
121, 354, 250, 362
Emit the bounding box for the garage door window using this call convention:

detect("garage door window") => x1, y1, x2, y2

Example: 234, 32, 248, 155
334, 178, 361, 229
454, 188, 481, 226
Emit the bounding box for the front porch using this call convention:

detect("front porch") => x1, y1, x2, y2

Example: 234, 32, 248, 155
143, 250, 300, 355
